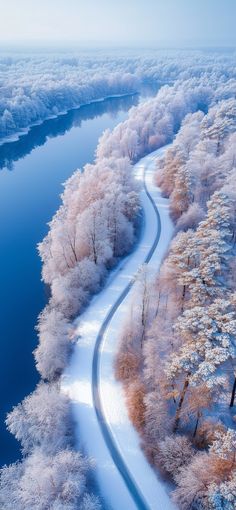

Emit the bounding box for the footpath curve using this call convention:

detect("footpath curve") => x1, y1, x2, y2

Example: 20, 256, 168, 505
92, 157, 162, 510
62, 146, 175, 510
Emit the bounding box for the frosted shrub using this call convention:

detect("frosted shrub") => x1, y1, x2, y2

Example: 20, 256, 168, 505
80, 493, 102, 510
173, 452, 214, 510
158, 435, 195, 477
175, 203, 205, 232
126, 381, 146, 432
115, 350, 141, 382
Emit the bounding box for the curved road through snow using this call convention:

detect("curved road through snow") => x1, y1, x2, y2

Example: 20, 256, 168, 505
92, 158, 163, 510
62, 146, 175, 510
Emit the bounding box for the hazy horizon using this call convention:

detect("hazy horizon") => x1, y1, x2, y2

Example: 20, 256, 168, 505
0, 0, 235, 49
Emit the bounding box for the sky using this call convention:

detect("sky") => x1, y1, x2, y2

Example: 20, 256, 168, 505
0, 0, 235, 48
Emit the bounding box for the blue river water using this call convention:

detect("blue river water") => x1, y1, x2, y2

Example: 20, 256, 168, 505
0, 94, 141, 466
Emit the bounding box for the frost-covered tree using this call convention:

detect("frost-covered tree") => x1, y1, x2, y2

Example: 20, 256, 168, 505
209, 429, 236, 462
156, 149, 184, 197
180, 384, 213, 438
34, 308, 72, 380
143, 389, 170, 447
208, 470, 236, 510
76, 200, 112, 265
173, 452, 217, 510
172, 192, 232, 308
173, 428, 236, 510
134, 265, 151, 349
158, 435, 195, 477
0, 448, 95, 510
170, 165, 193, 220
166, 296, 236, 432
165, 229, 196, 311
207, 430, 236, 509
175, 202, 205, 233
6, 382, 73, 455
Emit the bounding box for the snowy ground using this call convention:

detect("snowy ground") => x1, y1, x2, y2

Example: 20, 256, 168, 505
61, 146, 175, 510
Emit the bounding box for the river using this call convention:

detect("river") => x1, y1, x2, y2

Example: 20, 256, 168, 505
0, 93, 141, 466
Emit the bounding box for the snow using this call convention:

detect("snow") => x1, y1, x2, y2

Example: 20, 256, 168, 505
61, 146, 175, 510
0, 93, 136, 147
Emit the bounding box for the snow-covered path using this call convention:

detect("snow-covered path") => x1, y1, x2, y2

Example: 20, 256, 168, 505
61, 146, 175, 510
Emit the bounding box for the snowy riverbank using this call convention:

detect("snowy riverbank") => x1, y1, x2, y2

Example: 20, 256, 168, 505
61, 145, 175, 510
0, 92, 137, 147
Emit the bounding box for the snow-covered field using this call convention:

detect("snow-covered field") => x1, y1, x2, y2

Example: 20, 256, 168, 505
61, 146, 175, 510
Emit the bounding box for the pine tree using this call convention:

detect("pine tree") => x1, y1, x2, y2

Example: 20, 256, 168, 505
166, 296, 236, 432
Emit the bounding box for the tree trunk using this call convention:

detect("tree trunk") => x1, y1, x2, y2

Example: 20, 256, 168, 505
155, 291, 160, 317
164, 294, 168, 320
62, 246, 71, 269
69, 239, 78, 263
140, 332, 145, 350
140, 300, 145, 350
171, 383, 176, 404
113, 218, 117, 256
92, 242, 97, 264
173, 373, 190, 433
230, 376, 236, 407
140, 279, 148, 350
193, 411, 201, 438
181, 285, 186, 313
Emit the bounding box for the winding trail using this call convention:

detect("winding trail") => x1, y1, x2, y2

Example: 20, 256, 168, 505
62, 146, 175, 510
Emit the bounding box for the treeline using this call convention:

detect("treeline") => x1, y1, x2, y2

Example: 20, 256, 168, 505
115, 99, 236, 509
37, 77, 211, 382
1, 75, 235, 507
1, 48, 236, 139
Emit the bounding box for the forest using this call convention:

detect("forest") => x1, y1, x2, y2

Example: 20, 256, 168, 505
116, 98, 236, 509
1, 49, 236, 508
1, 49, 236, 140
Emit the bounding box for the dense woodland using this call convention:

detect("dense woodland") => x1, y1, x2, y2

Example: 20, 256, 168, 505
116, 99, 236, 509
1, 50, 236, 508
1, 49, 236, 139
